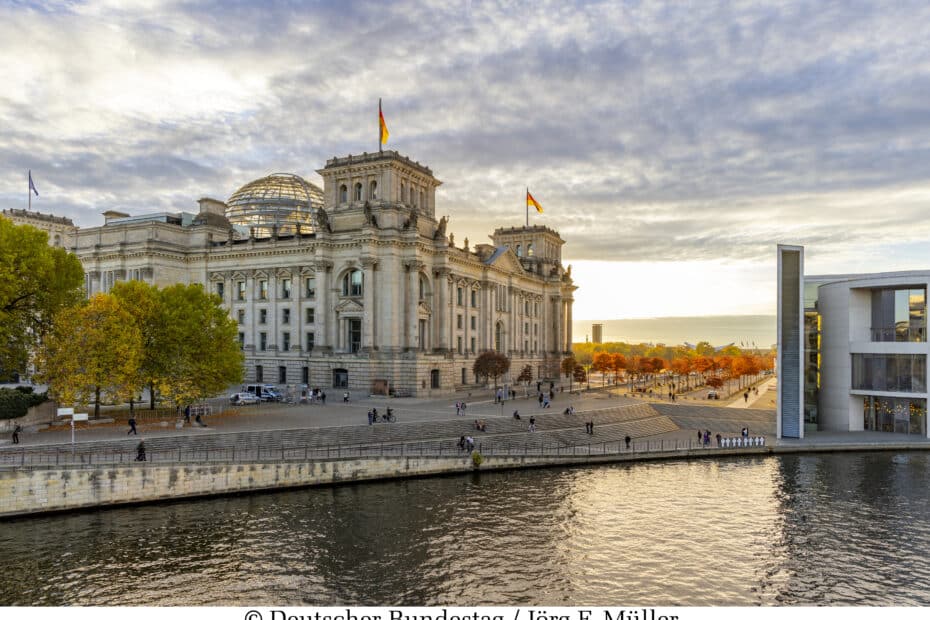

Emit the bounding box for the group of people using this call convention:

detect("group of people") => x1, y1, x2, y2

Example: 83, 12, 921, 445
458, 435, 476, 453
473, 419, 487, 432
584, 420, 595, 434
537, 392, 552, 408
366, 407, 395, 424
454, 401, 468, 415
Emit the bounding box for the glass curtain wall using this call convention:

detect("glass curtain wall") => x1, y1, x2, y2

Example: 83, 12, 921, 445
863, 396, 927, 435
871, 287, 927, 342
804, 282, 822, 426
852, 354, 927, 393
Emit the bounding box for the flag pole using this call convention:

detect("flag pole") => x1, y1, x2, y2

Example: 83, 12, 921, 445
378, 98, 383, 154
525, 187, 528, 228
28, 171, 31, 211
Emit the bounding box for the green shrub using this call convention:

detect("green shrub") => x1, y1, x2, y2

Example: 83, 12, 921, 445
471, 451, 484, 468
0, 388, 48, 420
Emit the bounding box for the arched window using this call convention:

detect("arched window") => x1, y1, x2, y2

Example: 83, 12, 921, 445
419, 273, 430, 300
354, 183, 363, 201
342, 269, 363, 296
53, 234, 61, 247
516, 244, 522, 257
527, 243, 534, 256
369, 180, 377, 200
339, 185, 348, 203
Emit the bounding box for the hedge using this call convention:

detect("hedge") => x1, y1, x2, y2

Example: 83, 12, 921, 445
0, 388, 48, 420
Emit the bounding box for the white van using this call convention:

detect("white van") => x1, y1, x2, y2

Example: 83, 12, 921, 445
244, 384, 281, 402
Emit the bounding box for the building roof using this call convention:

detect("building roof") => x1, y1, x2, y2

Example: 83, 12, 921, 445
226, 173, 323, 236
2, 208, 74, 226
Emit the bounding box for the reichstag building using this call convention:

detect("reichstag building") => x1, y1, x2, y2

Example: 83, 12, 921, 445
40, 150, 575, 395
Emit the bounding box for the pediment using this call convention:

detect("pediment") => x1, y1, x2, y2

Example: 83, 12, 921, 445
231, 271, 247, 280
335, 298, 364, 313
486, 247, 526, 273
208, 272, 225, 282
253, 269, 269, 279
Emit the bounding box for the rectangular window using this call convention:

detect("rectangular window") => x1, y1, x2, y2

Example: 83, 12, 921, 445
524, 322, 528, 335
238, 332, 244, 349
457, 336, 463, 354
259, 309, 267, 324
278, 365, 287, 384
457, 287, 463, 306
348, 319, 362, 353
471, 316, 476, 329
471, 290, 477, 308
282, 332, 291, 352
259, 280, 268, 300
216, 282, 224, 298
282, 309, 290, 324
237, 281, 246, 301
281, 279, 291, 299
256, 365, 263, 382
457, 314, 463, 329
462, 368, 467, 384
260, 332, 267, 351
306, 308, 315, 324
237, 309, 245, 324
470, 337, 476, 353
305, 278, 316, 299
302, 366, 309, 384
852, 353, 927, 392
871, 287, 927, 342
306, 331, 315, 351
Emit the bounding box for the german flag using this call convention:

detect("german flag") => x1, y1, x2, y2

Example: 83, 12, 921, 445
379, 99, 389, 145
527, 189, 542, 213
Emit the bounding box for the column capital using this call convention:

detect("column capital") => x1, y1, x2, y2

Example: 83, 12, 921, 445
361, 257, 379, 269
313, 259, 333, 272
434, 267, 452, 278
404, 259, 425, 272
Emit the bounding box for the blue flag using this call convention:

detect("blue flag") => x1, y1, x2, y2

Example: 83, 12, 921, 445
28, 170, 39, 196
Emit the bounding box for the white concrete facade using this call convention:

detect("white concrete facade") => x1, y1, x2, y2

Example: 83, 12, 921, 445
66, 150, 576, 395
780, 246, 930, 439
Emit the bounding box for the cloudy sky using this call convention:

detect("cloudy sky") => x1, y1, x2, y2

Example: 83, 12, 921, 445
3, 0, 930, 320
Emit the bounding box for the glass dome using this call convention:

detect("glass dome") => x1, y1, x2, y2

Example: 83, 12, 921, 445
226, 173, 324, 237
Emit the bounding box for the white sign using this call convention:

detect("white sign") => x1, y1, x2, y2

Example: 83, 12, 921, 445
57, 407, 74, 417
72, 413, 89, 422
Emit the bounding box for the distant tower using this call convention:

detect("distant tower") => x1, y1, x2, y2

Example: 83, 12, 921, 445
592, 323, 604, 344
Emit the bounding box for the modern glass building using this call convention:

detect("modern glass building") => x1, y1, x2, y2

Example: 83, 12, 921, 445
779, 245, 930, 438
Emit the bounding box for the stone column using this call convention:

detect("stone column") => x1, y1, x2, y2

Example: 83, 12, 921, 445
435, 268, 450, 352
405, 261, 422, 350
566, 296, 573, 352
361, 258, 377, 351
314, 260, 333, 351
553, 297, 562, 355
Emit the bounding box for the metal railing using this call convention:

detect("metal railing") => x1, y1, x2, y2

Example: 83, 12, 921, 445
0, 437, 768, 469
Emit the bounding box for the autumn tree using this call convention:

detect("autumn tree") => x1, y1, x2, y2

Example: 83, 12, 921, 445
473, 351, 510, 388
592, 351, 613, 387
0, 218, 84, 378
110, 280, 163, 409
39, 294, 142, 418
561, 355, 576, 380
572, 362, 587, 385
517, 364, 533, 384
154, 284, 244, 406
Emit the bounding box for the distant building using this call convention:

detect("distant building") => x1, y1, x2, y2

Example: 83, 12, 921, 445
778, 244, 929, 439
1, 208, 76, 248
592, 323, 603, 344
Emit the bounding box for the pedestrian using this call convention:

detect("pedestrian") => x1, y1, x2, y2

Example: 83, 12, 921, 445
715, 433, 722, 447
461, 401, 466, 412
543, 396, 550, 408
697, 430, 702, 443
367, 409, 374, 425
455, 401, 461, 416
744, 391, 749, 403
12, 424, 22, 444
135, 440, 146, 462
589, 420, 595, 435
513, 410, 521, 420
529, 416, 536, 432
184, 405, 191, 424
343, 391, 349, 403
195, 413, 207, 427
466, 436, 475, 453
458, 435, 466, 451
538, 393, 543, 407
127, 415, 137, 435
625, 435, 631, 449
321, 391, 326, 405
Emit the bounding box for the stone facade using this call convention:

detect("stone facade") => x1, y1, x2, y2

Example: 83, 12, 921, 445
68, 150, 576, 395
1, 208, 76, 247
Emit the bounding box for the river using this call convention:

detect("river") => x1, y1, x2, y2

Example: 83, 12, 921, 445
2, 452, 929, 606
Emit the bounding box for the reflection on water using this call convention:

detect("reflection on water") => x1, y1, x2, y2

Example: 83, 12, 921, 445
2, 453, 930, 606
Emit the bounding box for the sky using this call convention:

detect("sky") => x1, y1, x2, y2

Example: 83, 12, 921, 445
3, 0, 930, 320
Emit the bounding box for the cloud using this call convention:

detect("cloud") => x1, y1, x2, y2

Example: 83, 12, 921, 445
2, 0, 930, 285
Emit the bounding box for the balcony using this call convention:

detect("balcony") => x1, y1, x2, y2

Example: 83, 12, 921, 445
870, 326, 926, 343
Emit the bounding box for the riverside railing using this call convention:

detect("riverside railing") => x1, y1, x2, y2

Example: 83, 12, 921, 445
0, 437, 767, 468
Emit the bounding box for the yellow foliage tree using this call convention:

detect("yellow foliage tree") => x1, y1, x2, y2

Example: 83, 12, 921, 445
38, 294, 142, 418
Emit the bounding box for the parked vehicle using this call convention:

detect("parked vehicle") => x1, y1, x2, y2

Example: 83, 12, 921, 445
707, 390, 720, 400
244, 384, 282, 402
230, 392, 260, 405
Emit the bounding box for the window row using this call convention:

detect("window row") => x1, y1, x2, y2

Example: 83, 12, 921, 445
222, 278, 316, 301
238, 308, 315, 325
852, 353, 927, 393
253, 365, 311, 386
239, 331, 316, 352
339, 181, 378, 203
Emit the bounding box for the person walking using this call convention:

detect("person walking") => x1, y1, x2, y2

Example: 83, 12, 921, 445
625, 435, 631, 449
343, 391, 349, 403
367, 409, 374, 425
127, 415, 138, 435
321, 391, 326, 405
135, 440, 146, 462
455, 401, 461, 416
529, 416, 536, 432
184, 405, 191, 424
12, 424, 22, 444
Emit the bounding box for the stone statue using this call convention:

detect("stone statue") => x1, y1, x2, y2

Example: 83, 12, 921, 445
566, 264, 572, 278
403, 208, 419, 231
363, 201, 373, 225
448, 232, 455, 247
316, 208, 332, 233
434, 216, 448, 240
464, 237, 469, 250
